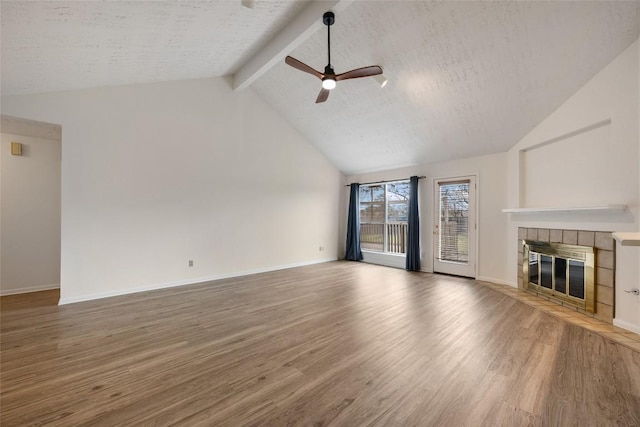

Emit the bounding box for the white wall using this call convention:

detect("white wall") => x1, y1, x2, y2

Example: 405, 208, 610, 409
343, 152, 509, 284
1, 78, 343, 304
506, 38, 640, 332
0, 117, 61, 295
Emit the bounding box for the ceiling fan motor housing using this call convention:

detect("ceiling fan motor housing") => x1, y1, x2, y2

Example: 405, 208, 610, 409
324, 65, 335, 76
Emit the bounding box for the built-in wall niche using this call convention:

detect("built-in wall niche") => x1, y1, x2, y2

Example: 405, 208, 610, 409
518, 119, 628, 209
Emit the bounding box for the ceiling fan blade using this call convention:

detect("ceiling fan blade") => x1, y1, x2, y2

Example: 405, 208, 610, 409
315, 88, 330, 104
336, 65, 383, 81
285, 56, 323, 79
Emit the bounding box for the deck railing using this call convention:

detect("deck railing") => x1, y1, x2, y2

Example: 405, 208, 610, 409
360, 222, 407, 254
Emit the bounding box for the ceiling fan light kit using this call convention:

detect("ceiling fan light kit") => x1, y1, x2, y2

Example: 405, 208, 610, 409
285, 11, 383, 103
322, 77, 336, 90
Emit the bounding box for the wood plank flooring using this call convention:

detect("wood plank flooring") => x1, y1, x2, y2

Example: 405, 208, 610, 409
2, 261, 639, 426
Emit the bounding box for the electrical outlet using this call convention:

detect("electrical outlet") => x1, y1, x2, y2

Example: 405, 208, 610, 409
188, 260, 194, 267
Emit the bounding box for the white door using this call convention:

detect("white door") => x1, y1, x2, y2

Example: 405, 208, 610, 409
433, 176, 477, 278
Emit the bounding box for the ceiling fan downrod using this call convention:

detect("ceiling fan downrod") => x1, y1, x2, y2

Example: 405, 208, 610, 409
324, 11, 335, 74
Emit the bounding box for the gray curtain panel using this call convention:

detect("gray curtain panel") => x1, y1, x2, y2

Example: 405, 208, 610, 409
406, 176, 421, 271
345, 183, 363, 261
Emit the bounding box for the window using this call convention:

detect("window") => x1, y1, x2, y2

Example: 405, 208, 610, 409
359, 181, 409, 254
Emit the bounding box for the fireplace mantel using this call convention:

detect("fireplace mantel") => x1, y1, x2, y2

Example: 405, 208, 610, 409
502, 204, 627, 214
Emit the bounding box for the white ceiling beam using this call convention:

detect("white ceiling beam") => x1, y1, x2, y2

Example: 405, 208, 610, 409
233, 0, 352, 91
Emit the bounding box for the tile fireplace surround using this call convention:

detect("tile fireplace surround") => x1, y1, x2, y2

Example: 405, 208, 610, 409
517, 228, 614, 323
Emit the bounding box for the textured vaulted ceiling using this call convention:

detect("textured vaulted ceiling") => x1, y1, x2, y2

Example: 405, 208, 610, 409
2, 1, 639, 174
0, 0, 309, 94
253, 1, 640, 174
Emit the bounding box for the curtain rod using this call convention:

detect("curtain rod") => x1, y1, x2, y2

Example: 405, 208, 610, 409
344, 176, 426, 187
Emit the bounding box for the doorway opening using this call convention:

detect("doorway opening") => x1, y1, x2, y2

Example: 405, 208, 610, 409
0, 115, 61, 299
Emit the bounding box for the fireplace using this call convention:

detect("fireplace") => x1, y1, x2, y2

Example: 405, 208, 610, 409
523, 240, 595, 312
518, 228, 615, 323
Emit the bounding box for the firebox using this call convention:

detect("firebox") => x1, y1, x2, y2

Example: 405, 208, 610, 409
522, 240, 596, 313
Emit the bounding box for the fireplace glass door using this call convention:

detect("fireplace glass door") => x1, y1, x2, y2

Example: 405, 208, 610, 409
523, 240, 593, 312
528, 253, 586, 297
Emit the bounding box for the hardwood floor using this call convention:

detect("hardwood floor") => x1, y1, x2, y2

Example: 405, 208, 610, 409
2, 261, 639, 426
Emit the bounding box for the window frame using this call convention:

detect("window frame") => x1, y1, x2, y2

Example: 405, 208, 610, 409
359, 180, 410, 255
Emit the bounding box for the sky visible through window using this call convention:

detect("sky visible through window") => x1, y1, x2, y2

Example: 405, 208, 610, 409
359, 182, 409, 224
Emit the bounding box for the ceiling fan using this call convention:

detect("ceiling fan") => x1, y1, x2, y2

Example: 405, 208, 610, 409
285, 11, 383, 104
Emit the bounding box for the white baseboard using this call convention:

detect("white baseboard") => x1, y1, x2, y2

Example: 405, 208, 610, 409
58, 258, 337, 306
613, 318, 640, 334
361, 251, 406, 269
476, 276, 517, 287
0, 283, 60, 296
